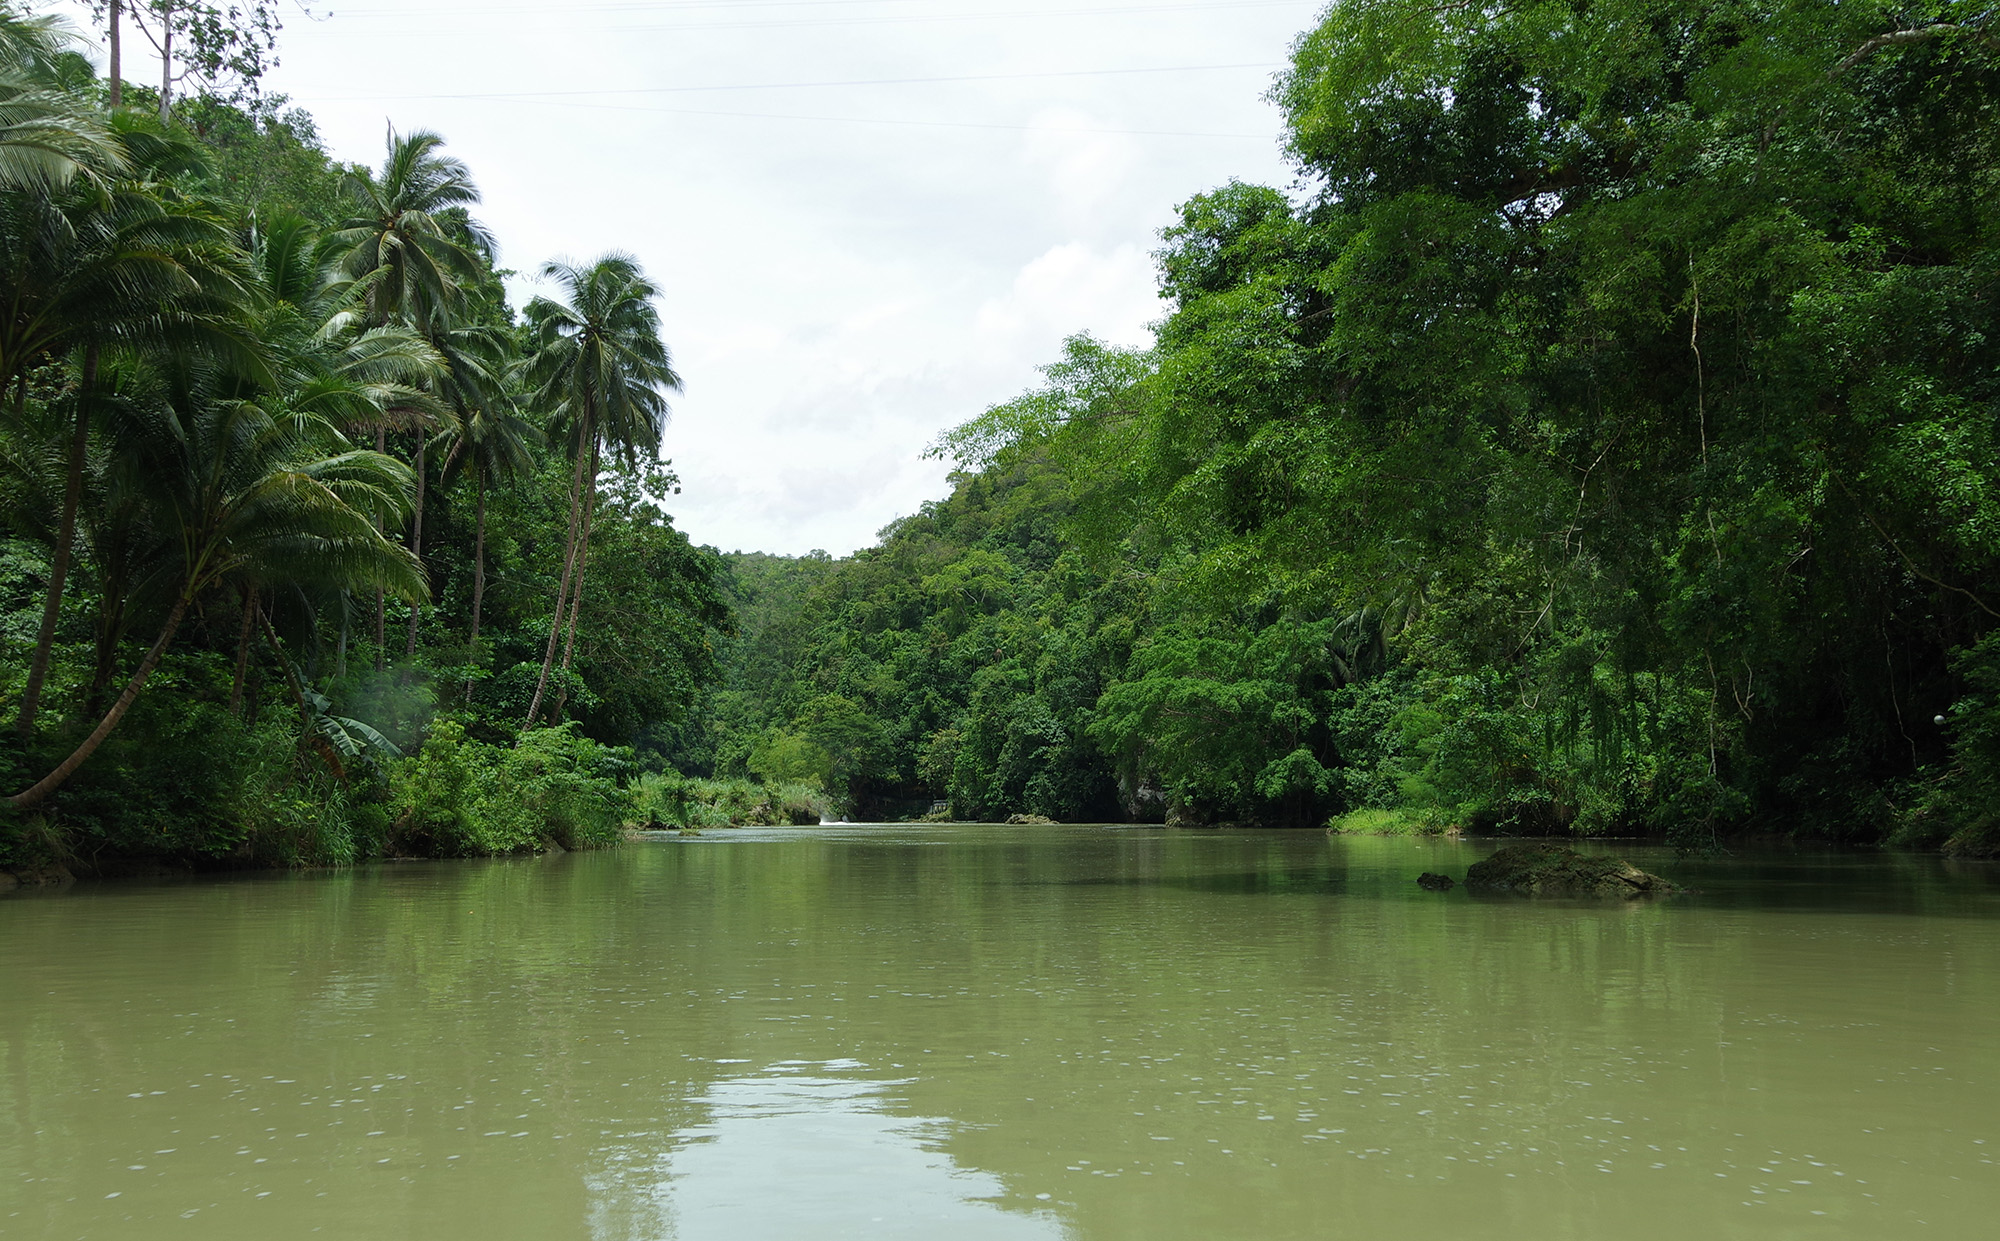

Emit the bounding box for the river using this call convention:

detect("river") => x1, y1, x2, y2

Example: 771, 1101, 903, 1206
3, 827, 1996, 1239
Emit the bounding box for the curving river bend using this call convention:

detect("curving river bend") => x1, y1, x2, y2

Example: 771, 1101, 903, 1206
3, 826, 1997, 1239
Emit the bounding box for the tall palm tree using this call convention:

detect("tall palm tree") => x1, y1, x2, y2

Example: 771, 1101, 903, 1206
518, 253, 678, 725
327, 127, 492, 334
1, 134, 259, 737
0, 6, 122, 191
327, 127, 490, 666
7, 361, 427, 809
241, 209, 444, 688
439, 384, 540, 701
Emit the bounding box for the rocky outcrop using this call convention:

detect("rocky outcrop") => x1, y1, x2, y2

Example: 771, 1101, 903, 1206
1463, 844, 1681, 898
1004, 813, 1058, 825
1416, 872, 1455, 891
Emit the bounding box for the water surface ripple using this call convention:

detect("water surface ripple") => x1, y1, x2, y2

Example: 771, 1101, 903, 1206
3, 827, 1996, 1239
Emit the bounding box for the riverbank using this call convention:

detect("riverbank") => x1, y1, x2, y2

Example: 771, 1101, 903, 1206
0, 719, 839, 885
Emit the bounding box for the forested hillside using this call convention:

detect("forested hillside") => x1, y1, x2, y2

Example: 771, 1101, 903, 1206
696, 0, 2000, 853
0, 2, 728, 872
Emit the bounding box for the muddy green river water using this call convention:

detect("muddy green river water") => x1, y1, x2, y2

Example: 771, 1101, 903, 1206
3, 827, 1997, 1239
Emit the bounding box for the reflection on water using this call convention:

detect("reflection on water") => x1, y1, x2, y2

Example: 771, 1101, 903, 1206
591, 1061, 1061, 1241
1, 827, 1996, 1240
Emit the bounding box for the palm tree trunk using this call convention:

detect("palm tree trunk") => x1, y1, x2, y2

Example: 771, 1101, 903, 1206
8, 591, 190, 809
229, 586, 257, 716
373, 426, 387, 671
404, 426, 427, 659
550, 442, 601, 719
16, 345, 97, 739
525, 438, 592, 725
108, 0, 123, 107
465, 475, 486, 704
257, 607, 310, 725
87, 596, 125, 715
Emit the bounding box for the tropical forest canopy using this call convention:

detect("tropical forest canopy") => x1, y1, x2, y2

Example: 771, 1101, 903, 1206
3, 0, 1998, 871
690, 0, 2000, 854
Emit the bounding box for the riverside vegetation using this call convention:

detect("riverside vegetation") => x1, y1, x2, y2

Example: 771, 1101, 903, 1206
0, 1, 731, 873
5, 0, 2000, 876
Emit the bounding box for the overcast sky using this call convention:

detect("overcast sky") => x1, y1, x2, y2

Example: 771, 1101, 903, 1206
61, 0, 1327, 555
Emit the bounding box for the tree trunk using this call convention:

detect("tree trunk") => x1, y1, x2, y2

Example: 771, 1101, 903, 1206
404, 427, 427, 659
9, 591, 190, 809
157, 8, 172, 125
373, 426, 387, 671
87, 596, 125, 715
336, 601, 349, 680
108, 1, 122, 107
16, 345, 97, 739
550, 442, 601, 719
229, 585, 257, 716
525, 436, 592, 725
465, 475, 485, 704
257, 607, 310, 725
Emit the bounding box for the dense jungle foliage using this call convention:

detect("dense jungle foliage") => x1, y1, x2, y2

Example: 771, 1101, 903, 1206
0, 2, 731, 872
7, 0, 2000, 869
685, 0, 2000, 855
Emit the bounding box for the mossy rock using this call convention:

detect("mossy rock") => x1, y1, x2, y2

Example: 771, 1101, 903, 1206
1463, 844, 1681, 898
1004, 813, 1058, 825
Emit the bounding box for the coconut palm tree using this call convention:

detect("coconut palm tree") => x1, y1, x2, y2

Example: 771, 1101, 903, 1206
327, 127, 492, 334
518, 253, 679, 725
235, 209, 443, 691
7, 360, 426, 809
326, 127, 490, 665
437, 330, 537, 695
1, 135, 258, 737
0, 6, 123, 191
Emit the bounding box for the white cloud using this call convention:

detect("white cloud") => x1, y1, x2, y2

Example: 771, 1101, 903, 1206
51, 0, 1320, 554
972, 240, 1160, 353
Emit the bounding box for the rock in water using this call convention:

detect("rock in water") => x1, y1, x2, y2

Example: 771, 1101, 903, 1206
1004, 813, 1058, 825
1463, 844, 1681, 898
1416, 872, 1455, 891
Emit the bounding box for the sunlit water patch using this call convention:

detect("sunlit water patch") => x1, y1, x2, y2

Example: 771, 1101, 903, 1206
588, 1061, 1061, 1240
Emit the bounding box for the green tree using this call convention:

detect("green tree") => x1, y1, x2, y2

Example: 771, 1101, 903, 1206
518, 253, 679, 725
328, 127, 490, 334
438, 357, 541, 699
8, 360, 425, 807
0, 4, 122, 190
1, 126, 256, 738
327, 126, 489, 666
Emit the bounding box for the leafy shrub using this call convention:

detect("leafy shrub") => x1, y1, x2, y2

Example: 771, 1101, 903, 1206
631, 771, 831, 827
1326, 806, 1453, 836
387, 718, 633, 856
1894, 633, 2000, 857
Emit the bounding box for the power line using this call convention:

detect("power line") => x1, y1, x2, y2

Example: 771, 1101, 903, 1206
314, 1, 1313, 36
323, 0, 1300, 20
444, 92, 1275, 138
305, 61, 1282, 103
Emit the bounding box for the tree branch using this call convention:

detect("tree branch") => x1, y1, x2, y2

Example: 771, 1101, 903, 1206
1860, 508, 2000, 621
1832, 23, 2000, 76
